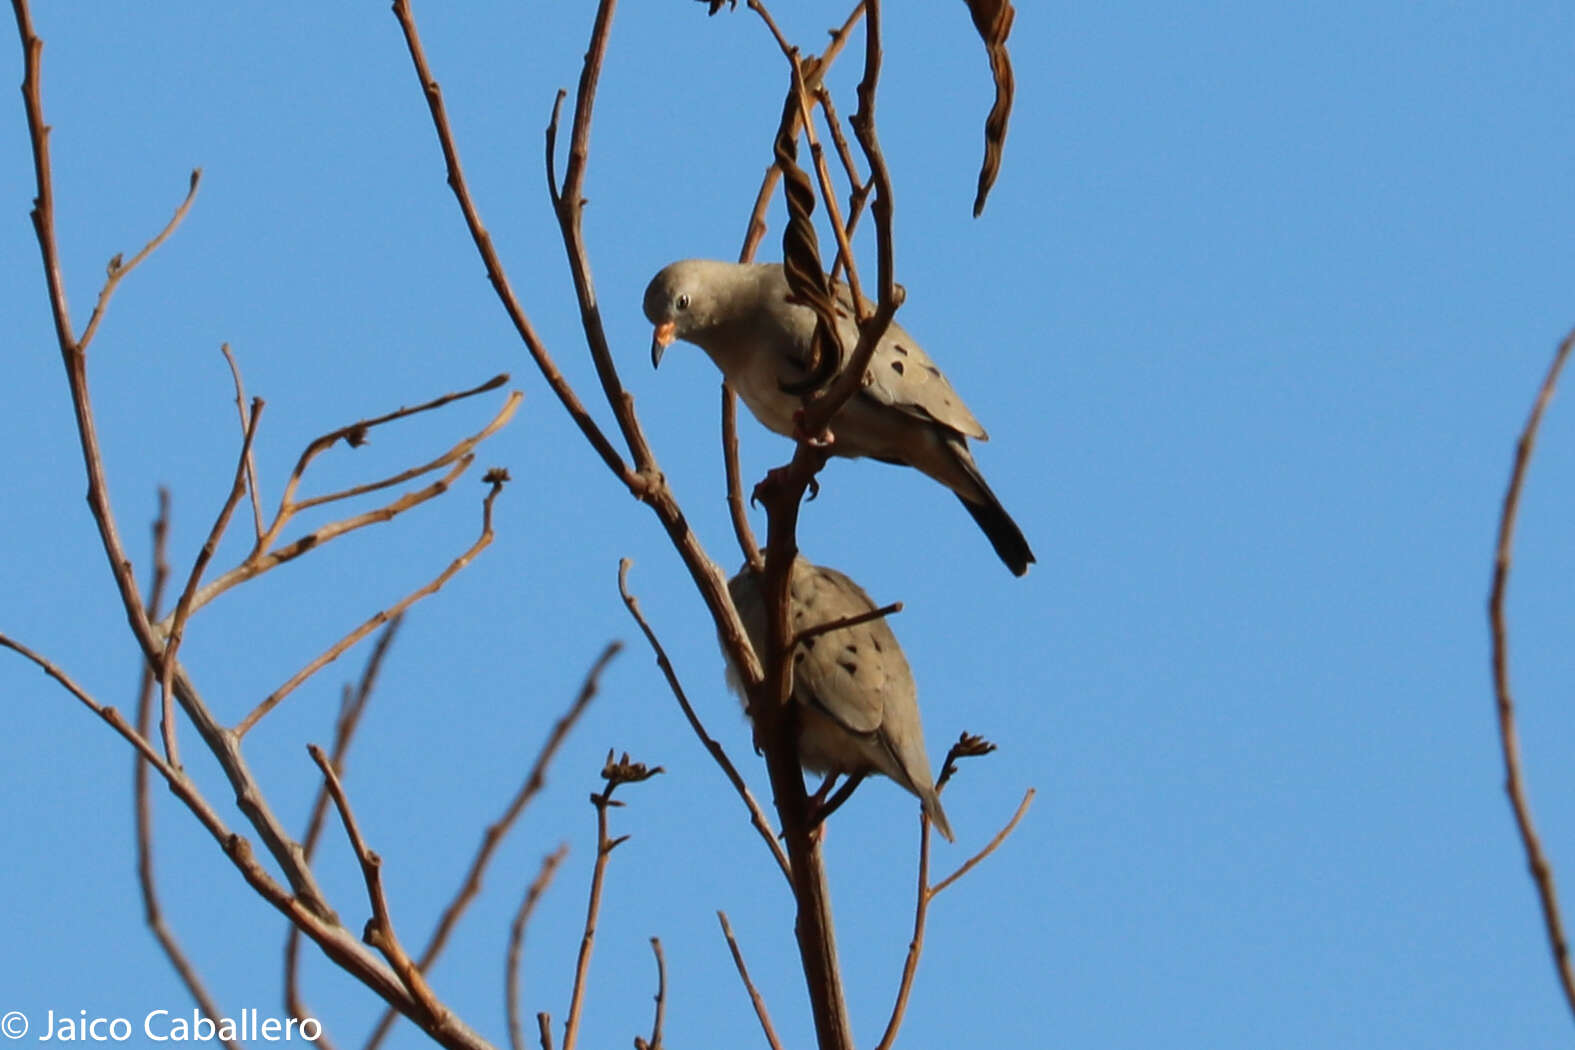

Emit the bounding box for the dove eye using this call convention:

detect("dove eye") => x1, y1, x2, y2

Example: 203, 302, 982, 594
676, 293, 691, 311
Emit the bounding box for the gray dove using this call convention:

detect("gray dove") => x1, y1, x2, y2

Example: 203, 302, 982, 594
644, 260, 1035, 576
726, 556, 954, 842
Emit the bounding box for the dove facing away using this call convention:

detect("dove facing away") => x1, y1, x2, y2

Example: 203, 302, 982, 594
726, 556, 954, 842
644, 260, 1035, 577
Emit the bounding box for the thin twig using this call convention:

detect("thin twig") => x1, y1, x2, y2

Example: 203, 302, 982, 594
878, 758, 1029, 1050
1489, 326, 1575, 1018
220, 344, 267, 544
159, 397, 264, 761
789, 62, 863, 311
391, 0, 634, 486
283, 379, 508, 517
932, 788, 1033, 895
308, 745, 448, 1028
287, 617, 404, 1050
536, 1014, 554, 1050
301, 618, 404, 865
814, 88, 870, 281
722, 385, 763, 570
791, 600, 901, 649
873, 811, 931, 1050
507, 845, 570, 1050
633, 938, 666, 1050
617, 560, 791, 882
717, 912, 785, 1050
563, 754, 663, 1050
236, 474, 508, 737
184, 386, 521, 622
364, 641, 620, 1050
78, 169, 201, 353
260, 373, 504, 540
746, 0, 794, 58
130, 495, 240, 1050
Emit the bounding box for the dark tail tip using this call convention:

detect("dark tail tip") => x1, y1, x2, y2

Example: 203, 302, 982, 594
958, 492, 1035, 577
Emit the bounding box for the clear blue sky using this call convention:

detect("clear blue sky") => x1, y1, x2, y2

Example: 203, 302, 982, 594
5, 2, 1575, 1048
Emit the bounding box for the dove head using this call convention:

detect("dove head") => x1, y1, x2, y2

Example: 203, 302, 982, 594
643, 259, 748, 368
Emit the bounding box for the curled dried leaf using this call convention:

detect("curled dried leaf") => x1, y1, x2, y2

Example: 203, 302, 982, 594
963, 0, 1016, 216
771, 65, 843, 395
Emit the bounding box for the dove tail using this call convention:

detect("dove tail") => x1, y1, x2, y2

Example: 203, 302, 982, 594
923, 789, 956, 843
958, 486, 1035, 577
940, 438, 1034, 576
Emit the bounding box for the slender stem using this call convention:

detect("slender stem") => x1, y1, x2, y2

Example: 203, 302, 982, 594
363, 641, 619, 1050
1488, 327, 1575, 1018
618, 560, 790, 882
506, 845, 569, 1050
718, 912, 786, 1050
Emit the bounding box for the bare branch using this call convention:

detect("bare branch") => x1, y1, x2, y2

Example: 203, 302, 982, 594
159, 396, 264, 762
129, 494, 240, 1050
789, 64, 863, 311
717, 912, 785, 1050
813, 88, 870, 277
9, 9, 499, 1044
617, 559, 791, 882
78, 169, 201, 353
932, 787, 1033, 895
745, 0, 794, 58
220, 343, 267, 544
536, 1014, 554, 1050
399, 0, 764, 697
1, 626, 494, 1046
236, 473, 509, 737
507, 845, 570, 1050
873, 814, 932, 1050
283, 377, 509, 517
10, 2, 350, 910
1489, 326, 1575, 1018
791, 599, 901, 650
544, 0, 675, 489
287, 617, 405, 1050
723, 386, 763, 571
878, 773, 1031, 1050
185, 385, 521, 620
632, 938, 666, 1050
390, 0, 635, 485
308, 745, 447, 1027
562, 753, 664, 1050
365, 641, 620, 1050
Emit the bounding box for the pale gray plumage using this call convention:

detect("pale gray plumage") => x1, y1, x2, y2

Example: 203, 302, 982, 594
725, 556, 954, 842
644, 259, 1035, 576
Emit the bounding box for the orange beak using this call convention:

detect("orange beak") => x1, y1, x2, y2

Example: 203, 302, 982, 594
651, 321, 677, 367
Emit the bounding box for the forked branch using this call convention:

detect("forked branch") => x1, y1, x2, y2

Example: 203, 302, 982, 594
877, 735, 1032, 1050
